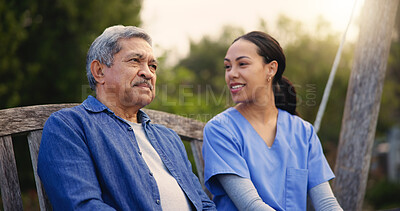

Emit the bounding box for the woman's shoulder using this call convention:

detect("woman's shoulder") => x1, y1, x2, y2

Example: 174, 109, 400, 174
206, 107, 237, 125
204, 107, 243, 134
278, 109, 315, 136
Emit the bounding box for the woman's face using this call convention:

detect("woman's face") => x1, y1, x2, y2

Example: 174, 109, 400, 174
224, 39, 275, 104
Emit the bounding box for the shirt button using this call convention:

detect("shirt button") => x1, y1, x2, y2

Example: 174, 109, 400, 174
128, 127, 133, 131
156, 199, 160, 205
149, 172, 153, 176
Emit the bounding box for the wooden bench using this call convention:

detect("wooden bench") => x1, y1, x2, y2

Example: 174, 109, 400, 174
0, 104, 209, 210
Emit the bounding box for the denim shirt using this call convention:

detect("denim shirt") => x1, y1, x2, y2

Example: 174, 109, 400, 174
37, 96, 216, 211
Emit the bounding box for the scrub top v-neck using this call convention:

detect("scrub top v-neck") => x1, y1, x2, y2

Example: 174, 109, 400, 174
203, 107, 334, 211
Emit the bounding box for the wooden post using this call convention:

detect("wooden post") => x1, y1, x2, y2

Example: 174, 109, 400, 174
333, 0, 399, 210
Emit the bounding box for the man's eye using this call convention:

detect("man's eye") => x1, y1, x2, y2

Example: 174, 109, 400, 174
129, 58, 139, 62
150, 64, 157, 70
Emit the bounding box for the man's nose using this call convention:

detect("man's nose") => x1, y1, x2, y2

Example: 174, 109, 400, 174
138, 64, 153, 79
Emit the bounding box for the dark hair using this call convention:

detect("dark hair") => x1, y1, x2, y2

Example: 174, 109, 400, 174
233, 31, 298, 115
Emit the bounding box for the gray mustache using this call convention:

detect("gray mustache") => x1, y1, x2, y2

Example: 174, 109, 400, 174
133, 79, 153, 90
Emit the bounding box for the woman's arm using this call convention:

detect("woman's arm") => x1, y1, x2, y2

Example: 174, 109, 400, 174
309, 181, 343, 211
217, 174, 275, 211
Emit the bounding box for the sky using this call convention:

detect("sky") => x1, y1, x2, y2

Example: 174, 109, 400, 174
140, 0, 364, 63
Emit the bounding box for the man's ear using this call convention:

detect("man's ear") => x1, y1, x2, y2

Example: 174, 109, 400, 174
90, 60, 105, 85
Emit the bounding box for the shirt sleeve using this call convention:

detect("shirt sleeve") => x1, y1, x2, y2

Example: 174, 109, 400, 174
37, 113, 116, 210
306, 124, 335, 190
217, 174, 275, 211
309, 181, 343, 211
202, 120, 250, 196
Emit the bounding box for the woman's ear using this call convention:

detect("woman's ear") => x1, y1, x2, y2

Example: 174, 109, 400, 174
90, 60, 106, 85
266, 60, 278, 78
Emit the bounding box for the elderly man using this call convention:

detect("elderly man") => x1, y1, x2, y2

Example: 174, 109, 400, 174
37, 25, 215, 211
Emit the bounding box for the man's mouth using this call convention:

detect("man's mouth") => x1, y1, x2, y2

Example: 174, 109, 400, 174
132, 80, 153, 90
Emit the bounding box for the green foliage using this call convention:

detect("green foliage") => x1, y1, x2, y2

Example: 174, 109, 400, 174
178, 26, 245, 95
148, 26, 245, 121
0, 0, 143, 209
378, 38, 400, 136
0, 0, 142, 108
365, 179, 400, 209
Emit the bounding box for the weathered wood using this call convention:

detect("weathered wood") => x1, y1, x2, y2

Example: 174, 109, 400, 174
190, 139, 212, 198
143, 108, 205, 140
0, 104, 78, 137
0, 104, 205, 141
27, 130, 52, 211
0, 135, 23, 211
190, 139, 205, 184
333, 0, 399, 210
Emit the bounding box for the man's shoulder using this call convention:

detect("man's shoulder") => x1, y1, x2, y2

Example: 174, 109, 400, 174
50, 104, 86, 119
44, 104, 91, 129
49, 96, 106, 120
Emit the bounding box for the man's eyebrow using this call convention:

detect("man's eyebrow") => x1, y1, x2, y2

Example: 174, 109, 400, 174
127, 53, 143, 59
126, 53, 157, 63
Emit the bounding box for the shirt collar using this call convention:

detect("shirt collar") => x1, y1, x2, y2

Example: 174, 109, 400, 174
137, 109, 151, 123
82, 95, 111, 113
82, 95, 151, 123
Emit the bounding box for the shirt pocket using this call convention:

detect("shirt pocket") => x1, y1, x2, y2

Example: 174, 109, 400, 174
285, 168, 308, 211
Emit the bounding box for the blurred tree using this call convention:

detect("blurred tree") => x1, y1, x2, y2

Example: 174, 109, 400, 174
363, 3, 400, 210
377, 1, 400, 135
0, 1, 142, 208
149, 26, 245, 120
0, 0, 142, 109
177, 26, 245, 95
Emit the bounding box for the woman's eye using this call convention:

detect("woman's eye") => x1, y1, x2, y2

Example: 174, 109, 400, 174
239, 62, 247, 66
224, 65, 231, 69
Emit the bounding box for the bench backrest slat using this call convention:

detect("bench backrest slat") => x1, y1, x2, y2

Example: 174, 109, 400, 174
0, 135, 23, 211
27, 130, 52, 211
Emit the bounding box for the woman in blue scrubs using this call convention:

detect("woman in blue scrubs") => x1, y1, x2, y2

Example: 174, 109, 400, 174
202, 31, 343, 211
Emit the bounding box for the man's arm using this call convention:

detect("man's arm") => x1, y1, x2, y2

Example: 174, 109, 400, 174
191, 171, 216, 210
37, 113, 115, 210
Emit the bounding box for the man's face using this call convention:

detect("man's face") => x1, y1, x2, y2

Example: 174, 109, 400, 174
102, 37, 157, 109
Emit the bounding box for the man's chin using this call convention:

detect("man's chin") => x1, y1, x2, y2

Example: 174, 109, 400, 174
120, 96, 154, 108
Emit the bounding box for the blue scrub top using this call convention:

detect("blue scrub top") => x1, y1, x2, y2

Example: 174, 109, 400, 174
203, 108, 335, 211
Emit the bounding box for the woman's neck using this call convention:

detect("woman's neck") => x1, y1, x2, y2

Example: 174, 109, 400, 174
234, 88, 278, 124
235, 102, 278, 124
